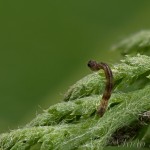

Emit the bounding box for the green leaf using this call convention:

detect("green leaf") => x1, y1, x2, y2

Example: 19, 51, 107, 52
112, 30, 150, 55
0, 31, 150, 150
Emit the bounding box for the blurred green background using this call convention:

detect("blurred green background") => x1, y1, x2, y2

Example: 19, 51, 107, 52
0, 0, 150, 133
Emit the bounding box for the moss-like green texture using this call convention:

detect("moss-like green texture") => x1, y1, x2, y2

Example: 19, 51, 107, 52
113, 30, 150, 56
0, 31, 150, 150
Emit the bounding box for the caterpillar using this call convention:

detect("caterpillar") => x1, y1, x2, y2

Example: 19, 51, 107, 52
88, 60, 113, 117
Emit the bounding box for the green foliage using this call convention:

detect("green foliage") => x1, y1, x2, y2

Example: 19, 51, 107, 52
113, 30, 150, 56
0, 31, 150, 150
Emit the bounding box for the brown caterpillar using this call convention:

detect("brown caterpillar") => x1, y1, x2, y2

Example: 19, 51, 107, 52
88, 60, 113, 117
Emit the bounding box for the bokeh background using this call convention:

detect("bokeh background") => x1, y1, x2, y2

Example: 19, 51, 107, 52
0, 0, 150, 133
